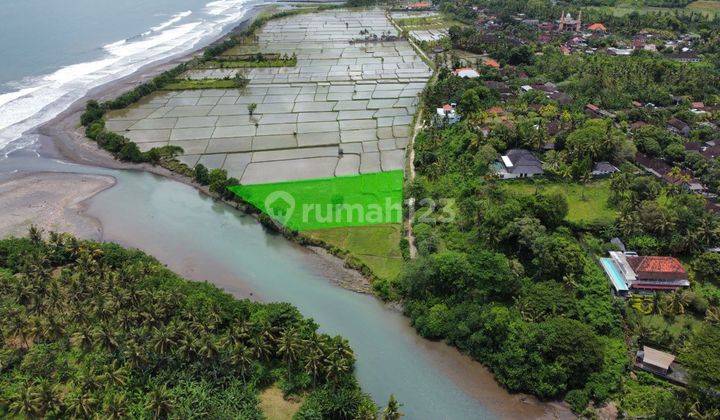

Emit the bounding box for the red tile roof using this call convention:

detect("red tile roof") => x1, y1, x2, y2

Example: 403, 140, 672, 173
482, 58, 500, 68
627, 256, 687, 280
408, 1, 431, 9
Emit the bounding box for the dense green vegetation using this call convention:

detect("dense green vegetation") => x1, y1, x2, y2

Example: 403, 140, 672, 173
0, 230, 376, 418
161, 74, 249, 91
202, 53, 298, 69
398, 0, 720, 415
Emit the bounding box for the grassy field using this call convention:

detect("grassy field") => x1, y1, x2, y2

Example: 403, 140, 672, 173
395, 14, 465, 30
503, 179, 618, 225
230, 171, 404, 231
687, 0, 720, 14
200, 58, 297, 69
585, 0, 720, 17
161, 79, 247, 90
258, 386, 303, 420
305, 224, 404, 281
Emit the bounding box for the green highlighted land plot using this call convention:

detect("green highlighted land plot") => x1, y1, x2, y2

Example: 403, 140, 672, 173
230, 171, 404, 231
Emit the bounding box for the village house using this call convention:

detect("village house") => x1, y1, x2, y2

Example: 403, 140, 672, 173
452, 67, 480, 78
600, 251, 690, 295
630, 121, 648, 131
585, 104, 617, 119
494, 149, 544, 179
667, 117, 691, 137
591, 162, 619, 177
481, 57, 500, 69
405, 1, 433, 11
668, 51, 701, 62
435, 103, 460, 126
607, 47, 633, 56
691, 102, 706, 113
587, 22, 607, 32
684, 141, 703, 153
702, 144, 720, 160
483, 80, 514, 99
635, 346, 688, 385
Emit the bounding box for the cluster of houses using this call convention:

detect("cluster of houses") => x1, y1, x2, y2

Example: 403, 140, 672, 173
452, 2, 705, 392
492, 149, 618, 179
504, 8, 704, 62
630, 108, 720, 211
520, 82, 573, 106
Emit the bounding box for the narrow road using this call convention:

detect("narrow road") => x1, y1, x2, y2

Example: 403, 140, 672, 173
405, 111, 424, 259
386, 10, 433, 260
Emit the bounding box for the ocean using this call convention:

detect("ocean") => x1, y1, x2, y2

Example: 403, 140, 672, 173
0, 0, 258, 154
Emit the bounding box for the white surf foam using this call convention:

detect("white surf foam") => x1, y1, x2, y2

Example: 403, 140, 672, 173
0, 0, 251, 156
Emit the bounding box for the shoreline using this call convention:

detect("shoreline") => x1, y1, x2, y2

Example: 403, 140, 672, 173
2, 5, 575, 419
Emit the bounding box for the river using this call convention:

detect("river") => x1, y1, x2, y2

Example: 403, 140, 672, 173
0, 148, 571, 419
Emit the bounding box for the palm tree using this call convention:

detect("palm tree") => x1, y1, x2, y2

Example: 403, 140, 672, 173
324, 351, 351, 385
145, 385, 174, 419
123, 339, 149, 370
382, 394, 404, 420
66, 390, 97, 418
8, 386, 39, 417
93, 325, 119, 352
6, 315, 31, 348
229, 344, 254, 382
705, 306, 720, 324
277, 329, 305, 369
250, 335, 272, 362
196, 336, 219, 364
662, 290, 694, 316
152, 327, 176, 356
32, 380, 60, 416
303, 346, 325, 386
104, 393, 129, 419
102, 360, 128, 387
27, 225, 43, 244
223, 321, 252, 347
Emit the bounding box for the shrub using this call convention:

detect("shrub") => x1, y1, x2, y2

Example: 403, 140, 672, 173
565, 389, 589, 413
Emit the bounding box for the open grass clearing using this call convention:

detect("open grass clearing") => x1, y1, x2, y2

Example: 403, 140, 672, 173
306, 224, 404, 280
200, 58, 297, 69
502, 179, 618, 226
230, 171, 404, 231
258, 385, 303, 420
585, 1, 720, 16
161, 78, 248, 90
395, 14, 465, 30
